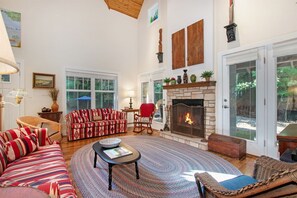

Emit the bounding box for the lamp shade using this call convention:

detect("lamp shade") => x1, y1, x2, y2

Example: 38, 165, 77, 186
0, 13, 18, 74
128, 90, 135, 97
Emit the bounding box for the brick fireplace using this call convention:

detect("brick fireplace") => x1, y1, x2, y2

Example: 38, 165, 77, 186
161, 81, 216, 150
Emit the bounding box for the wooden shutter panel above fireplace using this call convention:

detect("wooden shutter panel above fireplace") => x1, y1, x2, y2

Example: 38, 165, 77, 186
187, 19, 204, 66
172, 29, 185, 70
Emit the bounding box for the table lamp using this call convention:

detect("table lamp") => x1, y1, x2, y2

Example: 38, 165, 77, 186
128, 90, 135, 109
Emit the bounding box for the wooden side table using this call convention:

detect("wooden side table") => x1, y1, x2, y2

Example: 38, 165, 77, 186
277, 124, 297, 156
38, 111, 63, 123
121, 109, 139, 124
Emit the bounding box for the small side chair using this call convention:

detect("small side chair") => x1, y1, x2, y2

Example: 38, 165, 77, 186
133, 103, 155, 134
195, 155, 297, 198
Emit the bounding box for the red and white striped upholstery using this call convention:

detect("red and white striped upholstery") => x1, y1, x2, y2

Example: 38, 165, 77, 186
0, 128, 77, 198
65, 108, 127, 141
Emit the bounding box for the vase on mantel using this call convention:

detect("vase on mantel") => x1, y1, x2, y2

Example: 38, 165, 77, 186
51, 101, 59, 112
183, 69, 188, 84
177, 76, 182, 84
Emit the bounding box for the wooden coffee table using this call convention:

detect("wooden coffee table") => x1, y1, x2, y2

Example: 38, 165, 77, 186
92, 142, 141, 190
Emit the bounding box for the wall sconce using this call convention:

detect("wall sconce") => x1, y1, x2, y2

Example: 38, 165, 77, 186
156, 52, 163, 63
156, 28, 163, 63
128, 90, 135, 109
6, 89, 27, 104
224, 0, 237, 43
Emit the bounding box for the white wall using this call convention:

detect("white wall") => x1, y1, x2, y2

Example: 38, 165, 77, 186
137, 0, 167, 75
0, 0, 138, 118
138, 0, 214, 78
166, 0, 214, 79
214, 0, 297, 57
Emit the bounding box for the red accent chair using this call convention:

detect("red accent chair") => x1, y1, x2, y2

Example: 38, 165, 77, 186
133, 103, 155, 134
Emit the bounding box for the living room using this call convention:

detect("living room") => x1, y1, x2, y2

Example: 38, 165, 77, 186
0, 0, 297, 197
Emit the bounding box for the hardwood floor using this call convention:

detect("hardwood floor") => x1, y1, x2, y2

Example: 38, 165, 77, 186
60, 129, 257, 198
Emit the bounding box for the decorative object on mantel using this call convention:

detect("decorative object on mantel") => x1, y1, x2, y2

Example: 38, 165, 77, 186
190, 74, 197, 83
177, 75, 182, 84
163, 81, 216, 90
156, 28, 163, 63
49, 88, 59, 112
200, 71, 214, 81
164, 77, 171, 85
183, 69, 188, 84
224, 0, 237, 42
170, 77, 176, 85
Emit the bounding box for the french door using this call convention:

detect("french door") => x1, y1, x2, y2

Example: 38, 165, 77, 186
222, 48, 266, 156
221, 37, 297, 157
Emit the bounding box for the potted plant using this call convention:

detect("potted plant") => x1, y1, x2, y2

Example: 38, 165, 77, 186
200, 71, 214, 81
164, 77, 171, 85
49, 88, 59, 112
170, 77, 176, 85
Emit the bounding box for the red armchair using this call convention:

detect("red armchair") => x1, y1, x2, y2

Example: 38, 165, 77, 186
133, 103, 155, 134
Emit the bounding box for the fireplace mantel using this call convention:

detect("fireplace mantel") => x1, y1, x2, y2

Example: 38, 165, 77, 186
163, 81, 216, 90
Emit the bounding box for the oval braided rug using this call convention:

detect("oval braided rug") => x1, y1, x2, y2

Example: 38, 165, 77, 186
71, 136, 241, 198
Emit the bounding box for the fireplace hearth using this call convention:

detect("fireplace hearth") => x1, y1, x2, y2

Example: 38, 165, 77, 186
171, 99, 205, 138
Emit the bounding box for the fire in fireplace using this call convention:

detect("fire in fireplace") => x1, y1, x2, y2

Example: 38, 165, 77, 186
171, 99, 204, 138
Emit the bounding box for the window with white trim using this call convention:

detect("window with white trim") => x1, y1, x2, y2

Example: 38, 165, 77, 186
66, 70, 117, 113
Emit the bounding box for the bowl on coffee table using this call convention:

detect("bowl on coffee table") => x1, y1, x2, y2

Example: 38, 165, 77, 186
99, 138, 121, 148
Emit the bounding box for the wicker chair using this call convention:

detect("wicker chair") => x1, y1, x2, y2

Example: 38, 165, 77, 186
16, 116, 62, 142
195, 156, 297, 198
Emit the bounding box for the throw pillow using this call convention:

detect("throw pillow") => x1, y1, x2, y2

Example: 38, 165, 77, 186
1, 128, 22, 142
34, 128, 52, 146
5, 134, 38, 163
22, 133, 38, 153
93, 115, 102, 121
79, 109, 90, 122
5, 138, 27, 162
19, 127, 33, 137
0, 134, 5, 147
219, 175, 258, 190
71, 111, 85, 123
0, 127, 32, 143
39, 122, 58, 137
0, 146, 8, 175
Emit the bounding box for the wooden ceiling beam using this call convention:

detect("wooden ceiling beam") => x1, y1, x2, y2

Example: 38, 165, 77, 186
104, 0, 144, 19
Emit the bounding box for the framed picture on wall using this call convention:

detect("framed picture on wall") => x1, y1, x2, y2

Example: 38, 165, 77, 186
1, 9, 21, 47
33, 73, 55, 88
1, 74, 11, 83
148, 3, 159, 25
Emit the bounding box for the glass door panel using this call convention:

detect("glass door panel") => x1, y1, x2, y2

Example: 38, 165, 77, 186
222, 48, 265, 156
141, 82, 149, 103
276, 54, 297, 133
153, 79, 163, 123
229, 61, 256, 141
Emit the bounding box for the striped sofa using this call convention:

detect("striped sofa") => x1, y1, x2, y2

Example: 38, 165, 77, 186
0, 127, 76, 198
65, 108, 127, 141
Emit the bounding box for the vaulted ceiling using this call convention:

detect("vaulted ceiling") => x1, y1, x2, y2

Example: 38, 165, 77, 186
104, 0, 144, 19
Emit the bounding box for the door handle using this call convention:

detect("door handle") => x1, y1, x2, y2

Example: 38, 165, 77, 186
223, 105, 229, 109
